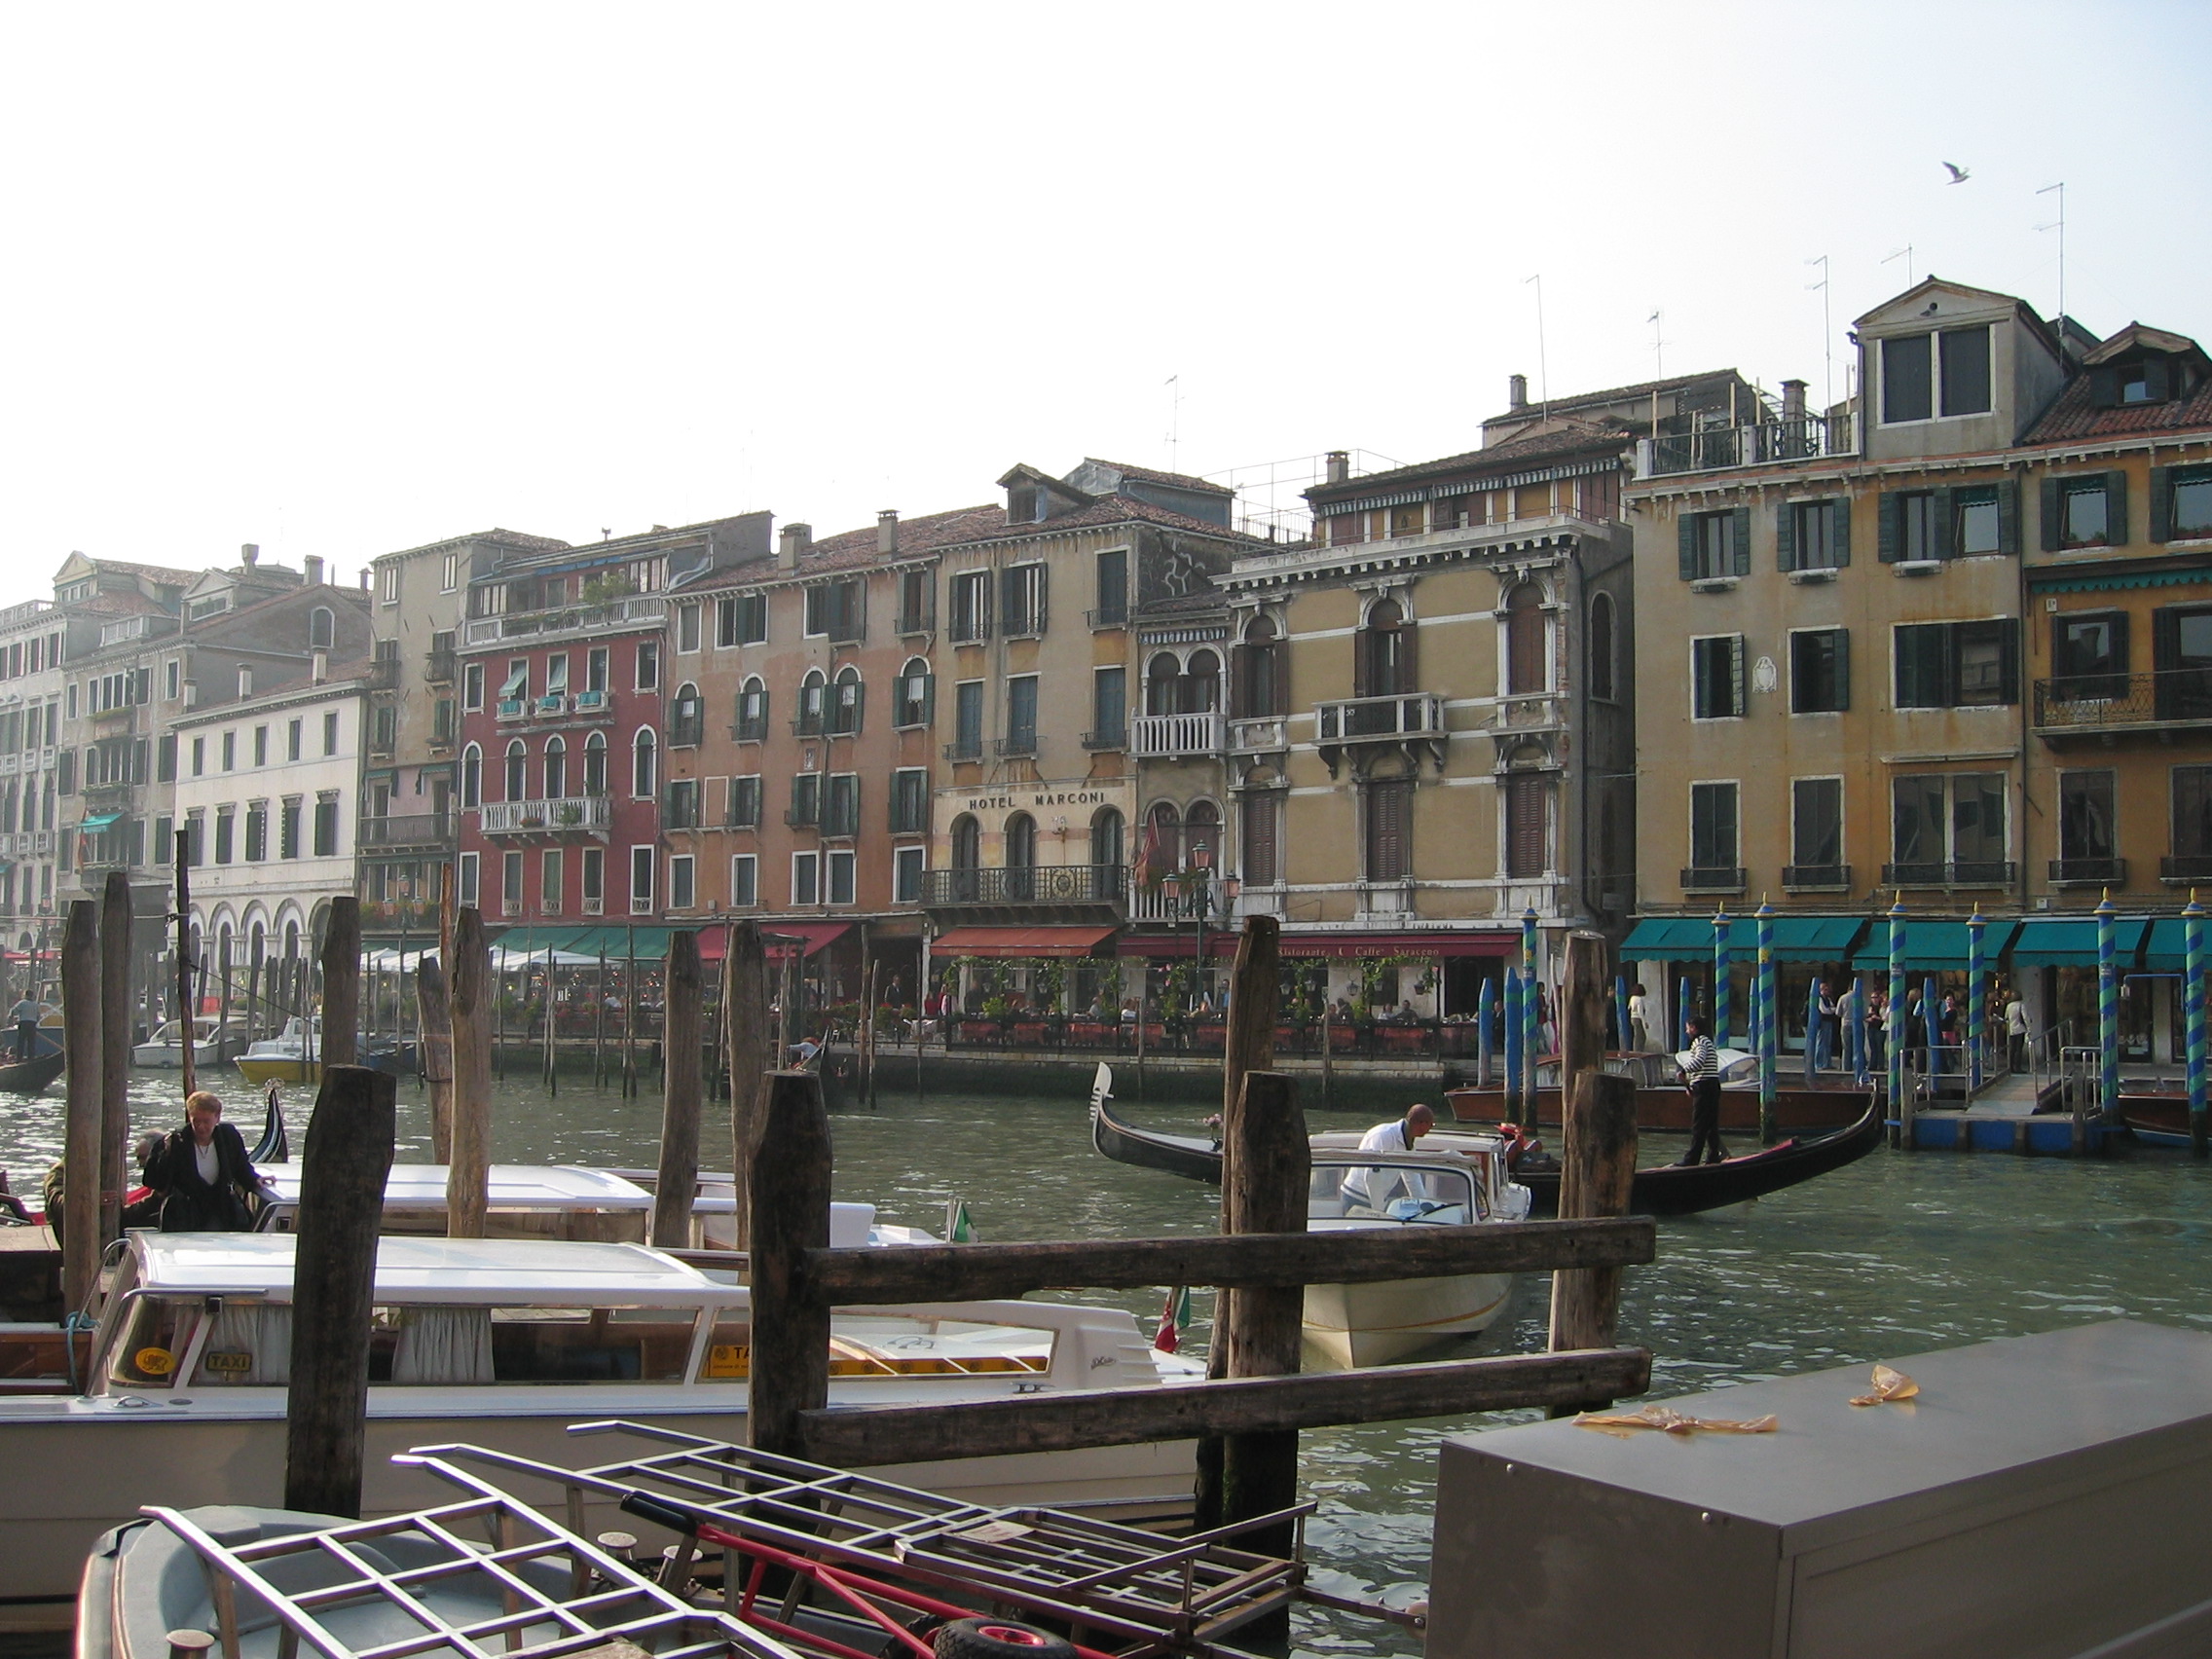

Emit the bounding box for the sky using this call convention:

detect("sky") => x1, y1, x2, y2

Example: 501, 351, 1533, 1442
1, 0, 2206, 599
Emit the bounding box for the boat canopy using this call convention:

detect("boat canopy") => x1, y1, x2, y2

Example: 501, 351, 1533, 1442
258, 1163, 653, 1213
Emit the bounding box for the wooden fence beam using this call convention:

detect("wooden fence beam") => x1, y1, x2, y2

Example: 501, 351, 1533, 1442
803, 1215, 1655, 1303
799, 1346, 1652, 1467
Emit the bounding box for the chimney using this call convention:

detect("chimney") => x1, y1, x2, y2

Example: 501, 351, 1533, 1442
1325, 451, 1349, 485
304, 554, 324, 586
1781, 379, 1807, 422
312, 649, 329, 684
778, 523, 812, 571
238, 665, 254, 698
240, 542, 260, 570
877, 510, 899, 555
1508, 374, 1529, 410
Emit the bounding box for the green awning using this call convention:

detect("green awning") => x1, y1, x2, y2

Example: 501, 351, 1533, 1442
1620, 918, 1713, 957
76, 812, 122, 831
557, 925, 677, 961
2009, 917, 2149, 968
2027, 566, 2212, 595
1851, 920, 2021, 972
1623, 915, 1866, 963
487, 926, 597, 955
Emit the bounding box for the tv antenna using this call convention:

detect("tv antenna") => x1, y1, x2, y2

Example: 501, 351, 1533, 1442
1882, 244, 1915, 289
1647, 310, 1665, 380
1805, 254, 1832, 412
1164, 375, 1182, 472
1525, 275, 1550, 416
2037, 181, 2067, 337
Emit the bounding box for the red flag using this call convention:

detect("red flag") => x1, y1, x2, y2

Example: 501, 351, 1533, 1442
1154, 1285, 1191, 1352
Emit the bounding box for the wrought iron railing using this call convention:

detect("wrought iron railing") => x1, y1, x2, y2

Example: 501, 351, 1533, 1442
357, 812, 453, 848
1641, 411, 1855, 477
922, 864, 1125, 906
1680, 866, 1747, 892
1881, 860, 2016, 888
1315, 692, 1445, 741
2034, 668, 2212, 732
1781, 864, 1851, 891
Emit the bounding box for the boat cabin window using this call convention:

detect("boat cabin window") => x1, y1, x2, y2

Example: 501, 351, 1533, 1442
696, 1313, 1052, 1382
106, 1294, 195, 1389
1310, 1163, 1479, 1226
364, 1305, 695, 1384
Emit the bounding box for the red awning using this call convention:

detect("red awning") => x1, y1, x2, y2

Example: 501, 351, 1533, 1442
745, 922, 854, 962
1119, 931, 1518, 960
932, 925, 1119, 960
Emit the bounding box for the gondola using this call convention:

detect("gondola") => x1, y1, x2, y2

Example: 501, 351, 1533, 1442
1089, 1079, 1886, 1219
248, 1084, 287, 1163
0, 1051, 64, 1094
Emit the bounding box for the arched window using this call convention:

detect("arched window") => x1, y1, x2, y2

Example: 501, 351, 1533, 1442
250, 920, 268, 968
1186, 800, 1221, 869
631, 728, 656, 798
504, 739, 527, 802
583, 732, 608, 795
895, 657, 931, 727
309, 607, 335, 650
1236, 616, 1281, 718
1004, 812, 1036, 901
544, 735, 568, 800
797, 669, 828, 735
284, 919, 302, 961
1145, 800, 1183, 875
830, 665, 864, 735
1185, 649, 1221, 715
671, 682, 702, 747
1147, 652, 1181, 717
737, 676, 768, 741
461, 743, 482, 808
1589, 593, 1616, 701
1506, 584, 1545, 696
1090, 806, 1124, 873
950, 813, 980, 903
1361, 599, 1414, 698
217, 922, 235, 973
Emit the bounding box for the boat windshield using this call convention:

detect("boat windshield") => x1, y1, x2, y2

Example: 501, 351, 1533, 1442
105, 1294, 198, 1389
364, 1305, 697, 1384
1310, 1162, 1479, 1226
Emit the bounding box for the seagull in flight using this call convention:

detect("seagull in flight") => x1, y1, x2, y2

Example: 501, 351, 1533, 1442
1942, 162, 1971, 184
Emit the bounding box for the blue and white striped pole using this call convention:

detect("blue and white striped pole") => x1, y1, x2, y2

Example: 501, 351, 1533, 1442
1713, 904, 1732, 1053
1521, 907, 1540, 1113
1887, 894, 1906, 1117
1756, 898, 1778, 1144
1967, 905, 1986, 1091
1849, 973, 1868, 1086
1615, 975, 1631, 1055
1476, 977, 1495, 1090
1502, 968, 1522, 1124
1802, 975, 1820, 1087
1923, 976, 1939, 1082
2097, 888, 2120, 1123
2187, 891, 2206, 1159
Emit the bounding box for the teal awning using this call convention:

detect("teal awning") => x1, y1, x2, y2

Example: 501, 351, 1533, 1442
1851, 920, 2021, 972
76, 812, 122, 831
1624, 915, 1866, 963
487, 926, 598, 955
2009, 917, 2149, 968
1620, 918, 1713, 957
556, 925, 676, 961
2026, 566, 2212, 595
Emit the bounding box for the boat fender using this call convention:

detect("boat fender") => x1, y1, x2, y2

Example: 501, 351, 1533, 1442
933, 1620, 1078, 1659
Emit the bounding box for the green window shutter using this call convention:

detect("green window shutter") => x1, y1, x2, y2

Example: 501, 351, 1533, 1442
2154, 605, 2183, 673
1999, 621, 2020, 705
2152, 465, 2175, 543
1677, 512, 1697, 581
1730, 506, 1751, 575
2110, 611, 2132, 674
1932, 487, 1956, 560
1729, 636, 1746, 716
2040, 477, 2063, 552
1776, 503, 1796, 572
1996, 480, 2020, 555
1830, 497, 1852, 568
2107, 470, 2130, 545
1832, 629, 1851, 711
922, 675, 936, 726
1877, 493, 1900, 563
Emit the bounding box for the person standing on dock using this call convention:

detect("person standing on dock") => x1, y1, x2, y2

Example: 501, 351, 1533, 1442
2006, 990, 2029, 1072
1677, 1017, 1726, 1166
1627, 983, 1652, 1052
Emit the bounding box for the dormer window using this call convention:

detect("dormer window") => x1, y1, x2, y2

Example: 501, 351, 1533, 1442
1880, 325, 1992, 424
2093, 355, 2173, 409
1009, 486, 1045, 524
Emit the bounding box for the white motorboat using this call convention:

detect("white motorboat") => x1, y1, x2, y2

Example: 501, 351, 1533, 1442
0, 1230, 1200, 1628
1298, 1138, 1534, 1370
234, 1016, 323, 1086
131, 1016, 247, 1070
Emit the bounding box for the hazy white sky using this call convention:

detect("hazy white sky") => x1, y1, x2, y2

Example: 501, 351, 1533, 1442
2, 1, 2205, 599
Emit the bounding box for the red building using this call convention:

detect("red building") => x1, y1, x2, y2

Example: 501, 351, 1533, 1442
454, 515, 771, 930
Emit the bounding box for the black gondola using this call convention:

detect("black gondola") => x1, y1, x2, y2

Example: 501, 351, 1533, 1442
247, 1083, 288, 1163
0, 1051, 64, 1094
1089, 1077, 1885, 1218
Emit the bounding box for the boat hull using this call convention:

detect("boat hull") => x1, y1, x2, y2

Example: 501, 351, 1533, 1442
1445, 1082, 1867, 1134
0, 1051, 63, 1094
0, 1388, 1196, 1624
235, 1057, 319, 1087
1301, 1272, 1514, 1369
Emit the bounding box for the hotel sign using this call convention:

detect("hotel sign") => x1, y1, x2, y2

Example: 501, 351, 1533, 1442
956, 787, 1117, 813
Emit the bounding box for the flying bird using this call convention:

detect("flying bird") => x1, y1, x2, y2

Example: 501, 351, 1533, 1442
1942, 162, 1971, 184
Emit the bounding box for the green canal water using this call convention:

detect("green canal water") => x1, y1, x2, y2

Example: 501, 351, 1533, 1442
11, 1072, 2212, 1655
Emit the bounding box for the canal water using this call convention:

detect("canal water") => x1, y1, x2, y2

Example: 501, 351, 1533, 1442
11, 1071, 2212, 1656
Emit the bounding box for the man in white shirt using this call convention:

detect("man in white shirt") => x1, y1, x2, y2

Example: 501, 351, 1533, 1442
1677, 1017, 1726, 1166
1627, 984, 1653, 1052
1358, 1102, 1435, 1154
1348, 1104, 1435, 1212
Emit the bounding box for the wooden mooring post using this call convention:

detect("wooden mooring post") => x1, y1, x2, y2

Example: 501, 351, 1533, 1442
173, 830, 197, 1098
725, 922, 770, 1251
1548, 930, 1640, 1414
1219, 1069, 1308, 1567
416, 950, 455, 1162
319, 897, 360, 1068
98, 871, 132, 1249
651, 932, 703, 1249
59, 901, 101, 1312
283, 1064, 396, 1518
748, 1069, 831, 1456
446, 906, 492, 1238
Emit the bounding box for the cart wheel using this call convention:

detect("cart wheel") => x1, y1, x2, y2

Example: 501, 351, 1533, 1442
931, 1619, 1077, 1659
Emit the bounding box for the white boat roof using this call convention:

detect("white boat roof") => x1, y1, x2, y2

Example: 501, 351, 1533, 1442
260, 1163, 653, 1211
130, 1233, 740, 1307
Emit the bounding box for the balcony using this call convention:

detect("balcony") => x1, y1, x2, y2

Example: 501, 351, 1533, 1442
897, 606, 935, 636
357, 812, 454, 850
477, 795, 612, 839
995, 734, 1038, 758
463, 593, 667, 647
923, 864, 1126, 908
2164, 855, 2212, 884
1638, 411, 1857, 478
1085, 606, 1128, 630
1316, 692, 1445, 743
1082, 728, 1125, 752
943, 737, 983, 763
92, 704, 136, 730
1129, 712, 1222, 758
1882, 861, 2017, 890
731, 717, 768, 744
2049, 857, 2126, 888
425, 649, 457, 684
360, 899, 441, 932
1680, 866, 1748, 894
1782, 864, 1852, 893
364, 659, 399, 691
2034, 670, 2212, 739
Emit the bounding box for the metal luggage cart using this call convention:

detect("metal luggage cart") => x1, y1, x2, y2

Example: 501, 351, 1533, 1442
404, 1420, 1311, 1659
141, 1466, 800, 1659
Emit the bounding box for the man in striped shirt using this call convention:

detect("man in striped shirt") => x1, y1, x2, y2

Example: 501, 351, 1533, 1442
1677, 1015, 1727, 1166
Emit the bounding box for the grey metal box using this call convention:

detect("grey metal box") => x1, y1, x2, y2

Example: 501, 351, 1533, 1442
1426, 1321, 2212, 1658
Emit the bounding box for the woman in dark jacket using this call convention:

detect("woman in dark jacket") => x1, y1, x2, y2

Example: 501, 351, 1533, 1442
145, 1090, 266, 1232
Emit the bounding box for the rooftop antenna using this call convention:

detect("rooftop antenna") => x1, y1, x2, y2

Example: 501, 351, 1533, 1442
1647, 310, 1665, 380
1805, 255, 1833, 413
1164, 375, 1182, 473
2037, 181, 2067, 340
1882, 244, 1915, 291
1525, 275, 1550, 417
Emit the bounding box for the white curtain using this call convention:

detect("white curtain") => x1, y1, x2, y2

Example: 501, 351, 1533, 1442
392, 1307, 494, 1384
199, 1303, 293, 1385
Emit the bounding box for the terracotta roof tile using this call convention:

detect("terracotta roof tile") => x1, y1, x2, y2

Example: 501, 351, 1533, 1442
1079, 458, 1234, 496
954, 495, 1269, 549
1309, 419, 1633, 503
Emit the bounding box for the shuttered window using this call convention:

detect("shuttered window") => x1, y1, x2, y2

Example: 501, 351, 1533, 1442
1364, 779, 1411, 883
1505, 587, 1545, 694
1691, 636, 1746, 719
1242, 793, 1278, 886
1504, 775, 1546, 878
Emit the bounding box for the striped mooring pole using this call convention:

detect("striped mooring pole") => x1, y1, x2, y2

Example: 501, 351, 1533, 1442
1849, 974, 1869, 1087
1614, 975, 1631, 1055
1967, 905, 1986, 1091
1755, 897, 1778, 1144
1521, 907, 1540, 1107
1713, 903, 1733, 1053
1476, 977, 1495, 1089
2096, 888, 2120, 1124
1501, 966, 1522, 1124
1887, 893, 1907, 1120
2186, 891, 2206, 1160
